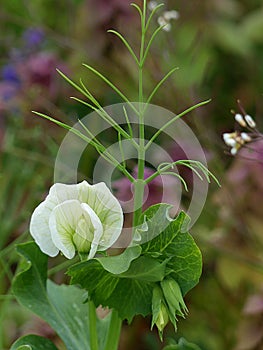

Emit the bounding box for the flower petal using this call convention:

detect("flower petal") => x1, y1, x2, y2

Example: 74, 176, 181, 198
49, 182, 84, 203
29, 199, 59, 257
49, 199, 83, 259
80, 182, 123, 250
80, 203, 103, 259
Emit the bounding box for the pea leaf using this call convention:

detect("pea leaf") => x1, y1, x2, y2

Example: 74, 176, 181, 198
12, 242, 91, 350
68, 255, 167, 323
139, 204, 202, 295
95, 245, 142, 274
10, 335, 58, 350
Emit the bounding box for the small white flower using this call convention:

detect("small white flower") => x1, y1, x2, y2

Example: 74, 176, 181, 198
224, 138, 236, 147
148, 1, 158, 11
158, 9, 179, 32
158, 16, 171, 31
163, 10, 179, 21
223, 132, 235, 142
244, 114, 256, 128
230, 147, 238, 155
30, 181, 123, 259
241, 132, 252, 142
234, 113, 246, 128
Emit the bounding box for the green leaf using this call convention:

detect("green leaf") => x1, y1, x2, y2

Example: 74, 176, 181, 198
136, 203, 174, 245
68, 254, 167, 323
10, 335, 58, 350
12, 242, 90, 350
96, 246, 142, 274
140, 205, 202, 295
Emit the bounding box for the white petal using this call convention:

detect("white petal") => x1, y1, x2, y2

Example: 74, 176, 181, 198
49, 199, 83, 259
29, 199, 59, 257
222, 133, 231, 141
148, 1, 158, 11
81, 203, 103, 259
79, 182, 123, 250
224, 138, 236, 147
162, 23, 171, 32
49, 182, 84, 203
231, 147, 238, 155
163, 10, 179, 21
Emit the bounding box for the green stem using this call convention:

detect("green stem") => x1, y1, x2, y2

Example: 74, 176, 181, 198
103, 309, 122, 350
132, 0, 147, 228
88, 300, 99, 350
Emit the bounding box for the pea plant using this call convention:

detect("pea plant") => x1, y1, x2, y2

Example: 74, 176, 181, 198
10, 1, 218, 349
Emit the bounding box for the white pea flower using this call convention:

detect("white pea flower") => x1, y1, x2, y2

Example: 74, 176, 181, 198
30, 181, 123, 260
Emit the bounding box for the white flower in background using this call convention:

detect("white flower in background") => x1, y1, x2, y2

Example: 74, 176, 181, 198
158, 10, 179, 32
244, 114, 256, 128
30, 181, 123, 259
157, 16, 171, 32
148, 1, 158, 11
222, 103, 259, 156
163, 10, 179, 21
234, 113, 246, 128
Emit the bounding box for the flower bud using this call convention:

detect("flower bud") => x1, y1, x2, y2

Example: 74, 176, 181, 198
230, 147, 238, 155
223, 132, 237, 141
241, 132, 252, 142
161, 278, 188, 319
244, 114, 256, 128
234, 113, 246, 127
151, 285, 169, 340
224, 138, 236, 147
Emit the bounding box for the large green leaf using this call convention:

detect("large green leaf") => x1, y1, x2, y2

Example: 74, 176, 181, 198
68, 255, 167, 323
140, 204, 202, 295
10, 335, 58, 350
12, 242, 90, 350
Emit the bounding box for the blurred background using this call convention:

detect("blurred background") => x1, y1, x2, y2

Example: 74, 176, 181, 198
1, 0, 263, 349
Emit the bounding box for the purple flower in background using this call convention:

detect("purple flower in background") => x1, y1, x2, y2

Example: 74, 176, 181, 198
0, 65, 21, 108
0, 82, 18, 105
86, 0, 132, 24
1, 64, 20, 85
23, 27, 45, 48
0, 82, 18, 102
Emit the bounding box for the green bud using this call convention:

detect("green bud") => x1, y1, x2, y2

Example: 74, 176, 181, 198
161, 278, 188, 321
151, 285, 169, 340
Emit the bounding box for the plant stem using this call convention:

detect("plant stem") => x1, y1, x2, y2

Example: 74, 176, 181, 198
132, 0, 147, 228
103, 309, 122, 350
88, 300, 99, 350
